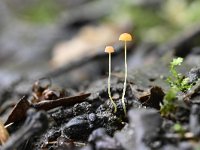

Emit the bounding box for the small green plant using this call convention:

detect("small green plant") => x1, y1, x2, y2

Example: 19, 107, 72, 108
160, 87, 178, 116
167, 57, 192, 92
161, 57, 192, 116
172, 123, 186, 137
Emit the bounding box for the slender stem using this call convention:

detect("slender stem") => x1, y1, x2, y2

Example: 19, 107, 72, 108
122, 41, 127, 115
108, 53, 117, 112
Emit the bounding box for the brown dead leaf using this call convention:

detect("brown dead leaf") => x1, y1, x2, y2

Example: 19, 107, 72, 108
131, 85, 165, 109
130, 84, 150, 102
145, 86, 165, 109
5, 93, 90, 125
0, 119, 9, 145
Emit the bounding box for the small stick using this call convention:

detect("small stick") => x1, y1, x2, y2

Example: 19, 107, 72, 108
33, 93, 90, 110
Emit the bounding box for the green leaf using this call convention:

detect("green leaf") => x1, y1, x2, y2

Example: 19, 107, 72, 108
171, 57, 183, 66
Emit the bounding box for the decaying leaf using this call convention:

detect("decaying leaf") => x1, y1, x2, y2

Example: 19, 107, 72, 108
144, 86, 165, 109
131, 85, 165, 109
0, 120, 9, 145
5, 93, 90, 125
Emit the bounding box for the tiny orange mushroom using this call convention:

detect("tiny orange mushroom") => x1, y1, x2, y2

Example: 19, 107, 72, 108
119, 33, 133, 115
105, 46, 117, 112
119, 33, 133, 41
105, 46, 115, 53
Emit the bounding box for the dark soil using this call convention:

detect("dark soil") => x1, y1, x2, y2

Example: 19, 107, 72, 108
1, 56, 200, 150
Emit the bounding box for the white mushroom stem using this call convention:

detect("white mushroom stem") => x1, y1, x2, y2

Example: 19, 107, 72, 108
122, 41, 127, 115
108, 53, 117, 112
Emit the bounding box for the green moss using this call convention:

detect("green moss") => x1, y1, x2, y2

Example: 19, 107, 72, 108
167, 57, 192, 92
110, 0, 200, 43
130, 7, 164, 28
172, 123, 186, 137
160, 87, 178, 117
127, 7, 165, 42
19, 0, 61, 24
186, 1, 200, 24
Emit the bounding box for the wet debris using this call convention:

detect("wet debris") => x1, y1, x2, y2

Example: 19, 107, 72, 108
5, 93, 90, 125
56, 136, 75, 150
82, 108, 163, 150
114, 124, 136, 150
131, 85, 165, 109
63, 114, 95, 140
128, 108, 162, 150
1, 109, 48, 150
187, 67, 200, 83
0, 120, 9, 145
183, 79, 200, 103
189, 104, 200, 136
31, 77, 66, 103
87, 128, 122, 150
73, 102, 93, 116
142, 86, 165, 109
45, 127, 61, 143
162, 142, 193, 150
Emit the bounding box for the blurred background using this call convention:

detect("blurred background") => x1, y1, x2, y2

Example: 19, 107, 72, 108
0, 0, 200, 89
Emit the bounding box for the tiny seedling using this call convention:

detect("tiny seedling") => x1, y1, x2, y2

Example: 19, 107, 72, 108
160, 87, 178, 117
161, 57, 193, 117
172, 123, 186, 137
105, 46, 117, 113
167, 57, 192, 92
119, 33, 133, 115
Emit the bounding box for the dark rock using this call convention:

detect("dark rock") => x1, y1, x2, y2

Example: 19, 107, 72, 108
50, 107, 73, 125
114, 124, 136, 150
88, 128, 122, 150
189, 104, 200, 136
62, 114, 94, 140
73, 102, 92, 116
178, 142, 193, 150
188, 67, 200, 83
95, 107, 123, 136
45, 127, 61, 142
163, 142, 194, 150
128, 108, 162, 150
174, 105, 190, 123
88, 113, 96, 122
162, 118, 174, 131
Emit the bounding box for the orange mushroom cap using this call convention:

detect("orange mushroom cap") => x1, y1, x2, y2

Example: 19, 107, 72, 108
119, 33, 132, 41
105, 46, 115, 53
